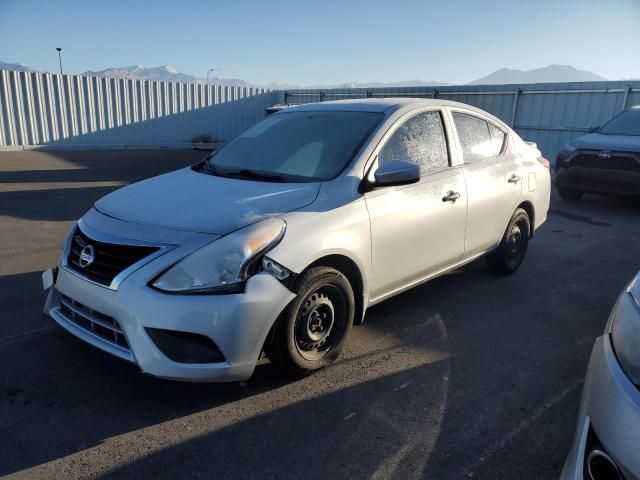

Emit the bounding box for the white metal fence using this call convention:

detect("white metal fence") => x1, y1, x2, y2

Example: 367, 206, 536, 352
0, 69, 282, 147
2, 69, 639, 161
285, 81, 640, 161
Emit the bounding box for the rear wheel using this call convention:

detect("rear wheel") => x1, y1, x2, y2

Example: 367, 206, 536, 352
265, 266, 354, 376
486, 208, 530, 275
558, 186, 583, 202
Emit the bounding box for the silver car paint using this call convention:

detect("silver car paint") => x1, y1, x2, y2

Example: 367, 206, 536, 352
51, 265, 295, 381
560, 285, 640, 480
95, 167, 321, 234
362, 107, 467, 298
269, 101, 550, 303
447, 107, 525, 255
45, 98, 551, 381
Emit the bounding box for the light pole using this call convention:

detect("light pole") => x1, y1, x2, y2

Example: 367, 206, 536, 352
56, 47, 63, 76
206, 68, 220, 84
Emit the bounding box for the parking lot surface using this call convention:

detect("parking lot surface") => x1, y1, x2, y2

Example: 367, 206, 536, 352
1, 149, 639, 479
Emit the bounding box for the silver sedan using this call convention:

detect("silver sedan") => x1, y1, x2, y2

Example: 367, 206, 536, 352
561, 273, 640, 480
43, 98, 551, 382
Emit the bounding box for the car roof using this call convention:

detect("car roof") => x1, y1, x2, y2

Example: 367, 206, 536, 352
282, 97, 481, 114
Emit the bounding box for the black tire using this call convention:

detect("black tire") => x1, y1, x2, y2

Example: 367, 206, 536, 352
265, 266, 355, 376
486, 208, 530, 275
558, 186, 583, 202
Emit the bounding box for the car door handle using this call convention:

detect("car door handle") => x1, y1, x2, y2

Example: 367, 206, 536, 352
508, 174, 521, 183
442, 191, 461, 202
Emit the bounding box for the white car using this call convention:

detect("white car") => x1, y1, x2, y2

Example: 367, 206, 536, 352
43, 98, 551, 382
561, 273, 640, 480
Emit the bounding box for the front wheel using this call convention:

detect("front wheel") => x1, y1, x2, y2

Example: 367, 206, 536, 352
265, 266, 355, 376
486, 208, 530, 275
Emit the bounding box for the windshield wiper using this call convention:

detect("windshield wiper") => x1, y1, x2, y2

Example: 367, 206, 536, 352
196, 162, 315, 183
195, 160, 222, 175
195, 162, 265, 180
221, 168, 286, 183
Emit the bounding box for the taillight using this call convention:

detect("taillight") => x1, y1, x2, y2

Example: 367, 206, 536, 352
537, 156, 551, 170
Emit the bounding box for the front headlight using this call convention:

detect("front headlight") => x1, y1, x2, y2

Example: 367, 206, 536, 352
152, 218, 285, 294
556, 143, 577, 168
610, 276, 640, 384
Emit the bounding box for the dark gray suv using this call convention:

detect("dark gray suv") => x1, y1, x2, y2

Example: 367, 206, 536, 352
556, 106, 640, 201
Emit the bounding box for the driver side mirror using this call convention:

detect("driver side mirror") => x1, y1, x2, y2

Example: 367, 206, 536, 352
373, 160, 421, 187
588, 126, 600, 133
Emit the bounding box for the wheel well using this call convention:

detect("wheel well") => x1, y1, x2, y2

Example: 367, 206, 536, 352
517, 201, 535, 237
307, 255, 365, 325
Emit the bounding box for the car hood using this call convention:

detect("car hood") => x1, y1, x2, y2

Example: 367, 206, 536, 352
572, 133, 640, 153
94, 167, 320, 234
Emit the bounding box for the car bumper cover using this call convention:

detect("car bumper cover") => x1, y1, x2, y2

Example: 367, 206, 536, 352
560, 334, 640, 480
557, 168, 640, 196
45, 266, 296, 382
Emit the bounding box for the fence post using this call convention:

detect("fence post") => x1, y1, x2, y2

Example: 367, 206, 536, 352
510, 88, 521, 128
621, 85, 631, 111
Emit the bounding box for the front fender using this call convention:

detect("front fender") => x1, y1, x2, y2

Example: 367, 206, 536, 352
267, 199, 372, 300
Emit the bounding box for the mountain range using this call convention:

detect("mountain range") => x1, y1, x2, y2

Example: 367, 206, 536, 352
470, 64, 606, 85
79, 65, 254, 87
0, 61, 46, 73
0, 61, 608, 87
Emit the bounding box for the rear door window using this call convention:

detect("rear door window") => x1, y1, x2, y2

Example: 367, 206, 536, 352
453, 112, 505, 163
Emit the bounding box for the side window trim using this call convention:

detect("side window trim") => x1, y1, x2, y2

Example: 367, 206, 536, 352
488, 121, 508, 156
364, 108, 452, 181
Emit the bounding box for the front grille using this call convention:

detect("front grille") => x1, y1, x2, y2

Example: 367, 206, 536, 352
571, 153, 640, 173
67, 226, 159, 287
59, 294, 129, 351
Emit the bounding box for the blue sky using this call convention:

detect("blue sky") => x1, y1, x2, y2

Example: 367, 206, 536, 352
1, 0, 639, 85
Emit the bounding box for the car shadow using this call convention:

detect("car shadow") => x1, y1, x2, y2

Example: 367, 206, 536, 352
2, 242, 630, 479
0, 301, 301, 476
97, 362, 450, 480
1, 259, 454, 478
0, 149, 208, 185
0, 149, 208, 222
3, 153, 640, 478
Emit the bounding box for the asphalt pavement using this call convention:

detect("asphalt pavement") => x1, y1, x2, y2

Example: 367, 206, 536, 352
1, 149, 639, 479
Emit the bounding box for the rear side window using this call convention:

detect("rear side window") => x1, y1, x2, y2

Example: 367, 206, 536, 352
488, 123, 506, 155
379, 111, 449, 174
453, 112, 505, 163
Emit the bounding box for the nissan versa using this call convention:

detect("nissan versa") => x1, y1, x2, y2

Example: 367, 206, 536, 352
43, 99, 551, 382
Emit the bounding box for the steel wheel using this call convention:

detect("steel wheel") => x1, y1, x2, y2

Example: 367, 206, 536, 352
486, 208, 530, 275
294, 284, 347, 361
265, 266, 355, 375
505, 220, 526, 266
